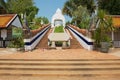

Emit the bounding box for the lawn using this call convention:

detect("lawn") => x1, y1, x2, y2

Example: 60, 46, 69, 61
54, 26, 64, 33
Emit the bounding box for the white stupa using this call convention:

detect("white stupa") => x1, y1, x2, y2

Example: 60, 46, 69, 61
51, 8, 65, 28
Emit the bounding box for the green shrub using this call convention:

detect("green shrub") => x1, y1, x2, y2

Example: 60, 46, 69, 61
8, 36, 24, 48
54, 26, 64, 33
29, 24, 41, 30
55, 41, 62, 46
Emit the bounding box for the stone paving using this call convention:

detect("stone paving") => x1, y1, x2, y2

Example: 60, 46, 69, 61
0, 48, 120, 80
109, 48, 120, 57
0, 28, 120, 80
0, 48, 119, 59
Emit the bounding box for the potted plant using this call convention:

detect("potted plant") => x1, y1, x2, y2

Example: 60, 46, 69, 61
100, 34, 111, 53
93, 10, 115, 53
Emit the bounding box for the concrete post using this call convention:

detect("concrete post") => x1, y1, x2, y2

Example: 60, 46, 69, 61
51, 41, 56, 48
62, 41, 66, 48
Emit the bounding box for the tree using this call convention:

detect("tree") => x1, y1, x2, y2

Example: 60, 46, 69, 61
62, 0, 95, 17
26, 6, 39, 22
0, 0, 35, 14
7, 0, 33, 14
98, 0, 120, 15
72, 6, 90, 28
41, 17, 49, 24
62, 0, 95, 26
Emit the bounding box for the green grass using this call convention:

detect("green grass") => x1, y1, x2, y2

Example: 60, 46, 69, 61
54, 26, 64, 33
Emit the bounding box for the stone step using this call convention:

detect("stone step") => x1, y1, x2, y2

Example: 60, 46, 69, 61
0, 64, 120, 69
0, 61, 120, 65
0, 59, 120, 77
0, 69, 120, 76
0, 59, 120, 61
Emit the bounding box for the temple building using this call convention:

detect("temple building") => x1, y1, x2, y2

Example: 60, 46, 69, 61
51, 8, 65, 28
0, 14, 22, 47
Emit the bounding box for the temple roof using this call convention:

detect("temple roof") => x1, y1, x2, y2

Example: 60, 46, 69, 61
52, 8, 65, 20
51, 8, 65, 27
0, 14, 22, 28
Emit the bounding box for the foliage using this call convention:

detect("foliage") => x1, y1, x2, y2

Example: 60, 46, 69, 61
29, 24, 41, 30
33, 17, 49, 25
62, 0, 95, 16
54, 26, 64, 33
12, 27, 23, 37
66, 21, 71, 25
7, 0, 34, 14
26, 6, 39, 22
41, 17, 49, 24
55, 41, 62, 47
62, 0, 94, 27
0, 0, 39, 24
8, 36, 24, 48
98, 0, 120, 15
93, 9, 115, 47
29, 16, 49, 30
73, 6, 90, 28
7, 27, 24, 48
33, 17, 41, 25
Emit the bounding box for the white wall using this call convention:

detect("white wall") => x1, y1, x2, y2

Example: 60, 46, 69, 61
68, 26, 94, 51
24, 26, 50, 51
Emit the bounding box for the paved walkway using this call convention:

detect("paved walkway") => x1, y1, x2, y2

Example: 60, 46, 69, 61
109, 48, 120, 57
0, 28, 120, 80
0, 48, 19, 55
36, 29, 53, 49
36, 28, 83, 49
0, 49, 119, 59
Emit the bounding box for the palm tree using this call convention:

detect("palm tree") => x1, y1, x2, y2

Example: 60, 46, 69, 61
97, 10, 114, 40
93, 9, 115, 52
62, 0, 95, 17
62, 0, 95, 26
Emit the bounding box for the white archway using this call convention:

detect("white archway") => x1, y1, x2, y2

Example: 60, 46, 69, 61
51, 8, 65, 28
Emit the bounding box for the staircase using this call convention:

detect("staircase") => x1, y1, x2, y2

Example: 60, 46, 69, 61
0, 59, 120, 80
36, 29, 52, 49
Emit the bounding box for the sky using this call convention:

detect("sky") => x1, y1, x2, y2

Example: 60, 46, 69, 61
34, 0, 71, 22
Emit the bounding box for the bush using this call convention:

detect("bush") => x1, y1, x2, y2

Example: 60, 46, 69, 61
55, 41, 62, 46
29, 24, 41, 30
54, 26, 64, 33
8, 36, 24, 48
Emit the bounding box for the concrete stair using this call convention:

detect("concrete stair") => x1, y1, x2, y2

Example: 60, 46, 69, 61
0, 59, 120, 77
67, 29, 83, 49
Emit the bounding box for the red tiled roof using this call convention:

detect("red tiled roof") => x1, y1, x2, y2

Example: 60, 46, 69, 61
0, 14, 16, 28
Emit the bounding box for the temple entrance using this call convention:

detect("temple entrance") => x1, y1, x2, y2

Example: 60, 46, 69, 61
54, 19, 63, 27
